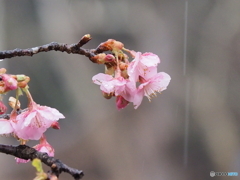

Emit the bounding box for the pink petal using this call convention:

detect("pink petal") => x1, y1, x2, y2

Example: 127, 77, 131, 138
15, 158, 30, 164
0, 119, 14, 134
140, 66, 158, 80
140, 52, 160, 67
92, 73, 113, 85
140, 72, 171, 100
132, 88, 144, 109
34, 137, 54, 157
116, 96, 129, 110
127, 52, 160, 82
23, 111, 37, 127
92, 73, 116, 94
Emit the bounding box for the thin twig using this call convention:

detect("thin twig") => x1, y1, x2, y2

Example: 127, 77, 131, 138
0, 34, 106, 63
0, 144, 84, 180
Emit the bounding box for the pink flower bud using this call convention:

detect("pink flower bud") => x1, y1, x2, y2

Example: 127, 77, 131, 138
1, 74, 18, 91
105, 54, 115, 62
116, 96, 129, 110
51, 122, 60, 129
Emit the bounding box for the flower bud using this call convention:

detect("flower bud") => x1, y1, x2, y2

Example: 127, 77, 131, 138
9, 97, 21, 109
91, 53, 107, 64
116, 96, 129, 110
102, 91, 113, 99
98, 39, 124, 52
105, 54, 115, 62
0, 68, 6, 74
1, 74, 18, 91
51, 122, 60, 129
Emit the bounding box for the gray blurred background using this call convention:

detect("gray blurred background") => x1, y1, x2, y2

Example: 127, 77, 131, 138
0, 0, 240, 180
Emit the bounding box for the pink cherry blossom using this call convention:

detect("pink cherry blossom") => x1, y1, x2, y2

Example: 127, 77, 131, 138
11, 102, 65, 140
113, 77, 136, 102
133, 72, 171, 109
127, 52, 160, 82
92, 50, 170, 110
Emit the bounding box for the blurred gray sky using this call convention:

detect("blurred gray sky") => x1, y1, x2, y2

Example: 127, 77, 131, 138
0, 1, 240, 180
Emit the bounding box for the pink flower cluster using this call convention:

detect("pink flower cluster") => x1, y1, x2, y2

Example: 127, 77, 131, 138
92, 51, 171, 109
0, 69, 64, 163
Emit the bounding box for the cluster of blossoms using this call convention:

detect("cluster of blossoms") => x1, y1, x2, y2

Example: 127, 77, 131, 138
0, 38, 171, 165
0, 68, 64, 163
92, 39, 171, 110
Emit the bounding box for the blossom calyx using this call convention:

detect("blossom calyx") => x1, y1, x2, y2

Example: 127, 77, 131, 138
98, 39, 124, 52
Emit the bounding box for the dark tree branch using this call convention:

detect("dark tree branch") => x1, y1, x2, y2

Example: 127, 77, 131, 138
0, 144, 84, 180
0, 108, 28, 120
0, 34, 107, 63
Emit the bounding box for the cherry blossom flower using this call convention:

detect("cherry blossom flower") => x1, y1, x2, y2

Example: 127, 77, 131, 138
127, 52, 160, 82
11, 101, 65, 140
92, 50, 171, 109
133, 72, 171, 109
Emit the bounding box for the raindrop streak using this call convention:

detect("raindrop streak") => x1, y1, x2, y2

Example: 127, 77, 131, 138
184, 78, 190, 167
183, 1, 189, 167
183, 1, 188, 76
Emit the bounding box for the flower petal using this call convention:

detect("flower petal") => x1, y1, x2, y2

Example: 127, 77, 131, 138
0, 119, 14, 135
